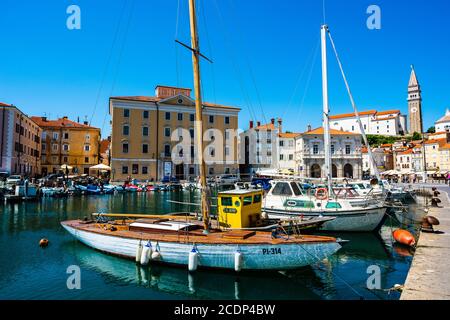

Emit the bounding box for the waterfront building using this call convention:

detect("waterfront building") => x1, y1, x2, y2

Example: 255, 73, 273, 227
329, 109, 407, 136
109, 85, 240, 182
31, 116, 101, 176
99, 138, 111, 166
408, 66, 424, 134
277, 132, 301, 173
295, 127, 363, 179
0, 102, 41, 177
435, 109, 450, 133
362, 147, 393, 176
239, 118, 281, 175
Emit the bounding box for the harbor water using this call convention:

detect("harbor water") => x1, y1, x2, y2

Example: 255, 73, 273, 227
0, 191, 419, 300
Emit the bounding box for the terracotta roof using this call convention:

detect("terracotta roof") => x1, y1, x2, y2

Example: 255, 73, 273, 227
329, 109, 400, 120
110, 95, 240, 110
303, 127, 359, 136
399, 149, 414, 155
381, 143, 393, 147
99, 139, 110, 154
441, 143, 450, 150
0, 102, 13, 107
255, 123, 275, 130
279, 132, 300, 138
31, 116, 99, 130
436, 115, 450, 124
424, 138, 447, 147
428, 131, 447, 136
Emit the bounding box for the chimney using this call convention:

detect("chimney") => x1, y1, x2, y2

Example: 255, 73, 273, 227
84, 121, 89, 126
63, 116, 68, 120
277, 118, 283, 133
307, 124, 312, 132
271, 118, 275, 125
41, 116, 47, 122
249, 120, 254, 129
257, 121, 261, 127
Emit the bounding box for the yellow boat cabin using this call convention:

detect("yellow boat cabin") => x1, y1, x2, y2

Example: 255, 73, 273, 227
217, 189, 264, 229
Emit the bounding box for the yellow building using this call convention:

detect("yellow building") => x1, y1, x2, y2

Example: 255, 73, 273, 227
109, 85, 240, 182
31, 116, 101, 176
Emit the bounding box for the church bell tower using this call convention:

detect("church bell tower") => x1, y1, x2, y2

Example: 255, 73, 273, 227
408, 65, 423, 134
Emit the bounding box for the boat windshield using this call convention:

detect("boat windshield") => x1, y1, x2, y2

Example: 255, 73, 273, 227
271, 182, 293, 196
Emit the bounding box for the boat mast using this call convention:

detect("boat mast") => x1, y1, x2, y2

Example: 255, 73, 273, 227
321, 24, 332, 196
188, 0, 211, 232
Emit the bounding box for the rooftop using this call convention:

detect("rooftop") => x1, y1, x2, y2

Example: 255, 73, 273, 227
302, 127, 359, 136
329, 109, 401, 120
31, 116, 99, 130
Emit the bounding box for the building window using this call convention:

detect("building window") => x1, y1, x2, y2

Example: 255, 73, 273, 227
142, 144, 148, 154
122, 166, 128, 174
280, 140, 284, 147
280, 154, 284, 160
122, 143, 129, 153
345, 145, 351, 155
143, 110, 149, 119
225, 116, 230, 124
189, 167, 195, 175
209, 167, 214, 175
164, 144, 171, 157
42, 144, 46, 151
209, 115, 214, 123
225, 167, 230, 174
53, 132, 58, 140
331, 144, 335, 154
123, 125, 129, 136
123, 109, 130, 117
225, 146, 230, 156
85, 157, 89, 163
313, 144, 319, 155
351, 126, 354, 131
225, 131, 230, 140
164, 127, 171, 137
142, 126, 149, 136
289, 154, 294, 161
165, 112, 171, 120
85, 134, 90, 141
178, 113, 183, 121
132, 164, 139, 174
63, 144, 69, 151
190, 114, 195, 122
64, 132, 69, 139
84, 145, 90, 151
63, 156, 68, 163
52, 144, 58, 151
142, 166, 148, 174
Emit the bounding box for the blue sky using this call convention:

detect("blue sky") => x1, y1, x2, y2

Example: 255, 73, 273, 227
0, 0, 449, 135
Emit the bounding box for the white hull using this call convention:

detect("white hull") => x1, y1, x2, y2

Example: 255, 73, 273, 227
264, 207, 387, 232
62, 224, 341, 271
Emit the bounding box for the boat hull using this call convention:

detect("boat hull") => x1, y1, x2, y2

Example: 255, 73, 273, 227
62, 223, 341, 271
264, 207, 387, 232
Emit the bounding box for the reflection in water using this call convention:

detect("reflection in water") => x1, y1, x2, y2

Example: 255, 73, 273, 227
0, 192, 418, 300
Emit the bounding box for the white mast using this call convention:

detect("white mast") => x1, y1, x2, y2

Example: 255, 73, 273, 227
321, 24, 332, 196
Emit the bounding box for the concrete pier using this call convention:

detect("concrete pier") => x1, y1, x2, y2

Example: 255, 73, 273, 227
401, 187, 450, 300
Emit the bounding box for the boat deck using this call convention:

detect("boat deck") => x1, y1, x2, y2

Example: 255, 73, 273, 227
62, 220, 337, 245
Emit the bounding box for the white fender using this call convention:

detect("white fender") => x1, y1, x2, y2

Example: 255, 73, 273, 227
140, 243, 152, 265
151, 251, 161, 261
135, 242, 143, 263
234, 251, 243, 272
188, 249, 199, 272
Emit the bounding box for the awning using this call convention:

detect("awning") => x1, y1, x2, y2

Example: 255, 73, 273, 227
90, 164, 111, 171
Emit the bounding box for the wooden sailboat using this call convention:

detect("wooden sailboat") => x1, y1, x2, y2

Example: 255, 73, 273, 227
61, 4, 341, 271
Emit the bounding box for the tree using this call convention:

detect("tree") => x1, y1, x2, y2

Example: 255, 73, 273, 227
412, 132, 422, 140
427, 126, 436, 134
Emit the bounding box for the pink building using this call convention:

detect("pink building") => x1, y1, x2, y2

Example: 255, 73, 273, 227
0, 102, 41, 177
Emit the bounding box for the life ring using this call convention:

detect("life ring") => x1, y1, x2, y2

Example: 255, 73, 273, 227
315, 188, 328, 200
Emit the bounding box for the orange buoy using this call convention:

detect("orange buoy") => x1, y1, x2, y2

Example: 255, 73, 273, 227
392, 229, 415, 247
39, 238, 49, 248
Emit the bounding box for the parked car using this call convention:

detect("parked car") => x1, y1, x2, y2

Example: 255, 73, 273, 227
217, 175, 239, 184
6, 175, 22, 185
